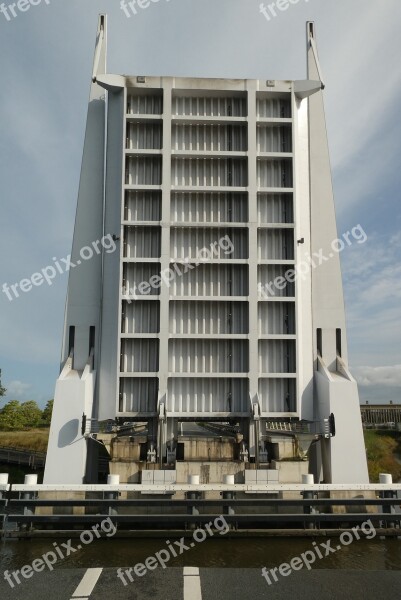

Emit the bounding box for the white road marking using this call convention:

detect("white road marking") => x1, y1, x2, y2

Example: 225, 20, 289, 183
71, 568, 103, 598
184, 566, 202, 600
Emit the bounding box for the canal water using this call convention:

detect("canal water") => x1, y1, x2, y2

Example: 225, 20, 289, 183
1, 536, 400, 572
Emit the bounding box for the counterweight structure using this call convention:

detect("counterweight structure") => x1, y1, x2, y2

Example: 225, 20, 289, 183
44, 17, 369, 485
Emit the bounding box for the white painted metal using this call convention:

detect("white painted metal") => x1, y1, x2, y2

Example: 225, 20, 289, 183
123, 263, 161, 296
125, 191, 161, 222
257, 124, 292, 153
24, 474, 38, 485
167, 378, 249, 414
171, 192, 248, 223
126, 156, 162, 185
126, 122, 162, 150
120, 377, 158, 413
12, 483, 401, 493
258, 228, 294, 260
257, 193, 293, 224
258, 265, 295, 297
170, 264, 248, 297
171, 157, 248, 188
258, 377, 296, 413
172, 123, 247, 152
122, 300, 160, 333
258, 302, 295, 335
44, 17, 369, 485
172, 94, 247, 117
120, 339, 159, 372
168, 339, 248, 373
258, 340, 296, 374
170, 227, 248, 260
107, 474, 120, 485
127, 93, 163, 115
257, 158, 293, 188
124, 226, 161, 258
257, 96, 291, 119
170, 301, 248, 335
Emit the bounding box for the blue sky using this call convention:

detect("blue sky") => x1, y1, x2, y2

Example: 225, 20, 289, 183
0, 0, 400, 407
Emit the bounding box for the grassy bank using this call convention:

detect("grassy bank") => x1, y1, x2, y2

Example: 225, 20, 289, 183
0, 428, 49, 453
364, 429, 401, 483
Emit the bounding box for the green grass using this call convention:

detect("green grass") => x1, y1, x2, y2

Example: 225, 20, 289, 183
0, 428, 49, 453
364, 429, 401, 483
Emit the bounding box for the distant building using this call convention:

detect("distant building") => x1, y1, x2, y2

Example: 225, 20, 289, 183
361, 404, 401, 427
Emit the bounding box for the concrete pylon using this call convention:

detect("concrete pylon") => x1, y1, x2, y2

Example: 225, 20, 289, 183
307, 22, 369, 484
44, 15, 107, 484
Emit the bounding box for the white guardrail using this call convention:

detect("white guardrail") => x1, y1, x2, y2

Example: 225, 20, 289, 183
8, 483, 401, 493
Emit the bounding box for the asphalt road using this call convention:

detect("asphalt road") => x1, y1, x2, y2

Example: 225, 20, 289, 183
1, 567, 401, 600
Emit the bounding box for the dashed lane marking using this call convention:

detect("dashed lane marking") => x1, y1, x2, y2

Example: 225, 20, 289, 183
184, 566, 202, 600
71, 568, 103, 599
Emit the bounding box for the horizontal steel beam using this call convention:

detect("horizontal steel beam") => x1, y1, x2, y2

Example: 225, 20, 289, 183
6, 498, 401, 507
5, 513, 401, 524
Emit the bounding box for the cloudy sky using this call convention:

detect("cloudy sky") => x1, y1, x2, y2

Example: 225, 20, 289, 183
0, 0, 400, 407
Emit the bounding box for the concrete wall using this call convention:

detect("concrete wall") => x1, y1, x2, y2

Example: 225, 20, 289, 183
271, 460, 309, 483
44, 365, 95, 484
315, 363, 369, 484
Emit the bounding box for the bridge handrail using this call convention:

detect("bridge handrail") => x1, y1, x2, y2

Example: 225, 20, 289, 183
0, 446, 46, 458
9, 483, 401, 493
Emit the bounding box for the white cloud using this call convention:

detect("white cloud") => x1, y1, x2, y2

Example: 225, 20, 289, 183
4, 380, 32, 400
342, 230, 401, 367
353, 365, 401, 388
343, 232, 401, 309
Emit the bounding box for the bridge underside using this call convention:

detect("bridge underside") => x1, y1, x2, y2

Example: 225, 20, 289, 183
44, 17, 369, 487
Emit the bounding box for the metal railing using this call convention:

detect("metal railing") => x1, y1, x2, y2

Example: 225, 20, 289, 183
0, 447, 46, 469
1, 482, 400, 537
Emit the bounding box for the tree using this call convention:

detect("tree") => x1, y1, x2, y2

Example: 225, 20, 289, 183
0, 369, 6, 398
0, 400, 24, 430
20, 401, 42, 428
0, 399, 44, 430
41, 400, 54, 426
